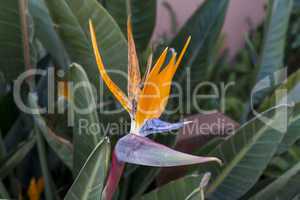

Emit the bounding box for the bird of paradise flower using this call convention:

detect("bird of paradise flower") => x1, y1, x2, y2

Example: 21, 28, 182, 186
89, 18, 221, 200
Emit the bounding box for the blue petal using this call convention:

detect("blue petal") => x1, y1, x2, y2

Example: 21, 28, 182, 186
139, 118, 192, 136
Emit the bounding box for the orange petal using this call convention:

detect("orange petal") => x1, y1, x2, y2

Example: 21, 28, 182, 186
27, 177, 44, 200
58, 81, 69, 100
141, 53, 153, 85
136, 52, 177, 126
36, 178, 45, 194
57, 81, 72, 101
127, 17, 141, 104
89, 20, 131, 113
148, 47, 168, 77
136, 37, 191, 127
148, 52, 177, 114
175, 36, 191, 68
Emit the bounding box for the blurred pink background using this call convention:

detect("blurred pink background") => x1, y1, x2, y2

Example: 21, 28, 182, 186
152, 0, 268, 58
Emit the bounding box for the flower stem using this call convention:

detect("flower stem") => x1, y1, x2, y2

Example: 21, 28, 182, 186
102, 150, 125, 200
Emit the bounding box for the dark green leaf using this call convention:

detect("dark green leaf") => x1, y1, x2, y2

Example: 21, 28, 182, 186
271, 174, 300, 200
139, 175, 202, 200
185, 172, 211, 200
251, 161, 300, 200
64, 138, 110, 200
130, 166, 160, 199
277, 106, 300, 154
29, 0, 70, 68
201, 105, 291, 200
260, 69, 300, 154
292, 34, 300, 48
67, 63, 104, 176
240, 178, 275, 200
105, 0, 156, 52
0, 133, 35, 178
45, 0, 128, 92
35, 126, 57, 200
0, 181, 9, 198
0, 130, 9, 198
172, 0, 229, 88
295, 0, 300, 8
28, 93, 73, 169
0, 129, 6, 160
186, 138, 225, 175
185, 188, 204, 200
194, 138, 225, 156
0, 0, 24, 81
252, 0, 293, 105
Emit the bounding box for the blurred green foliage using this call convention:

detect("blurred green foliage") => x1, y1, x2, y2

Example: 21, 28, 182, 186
0, 0, 300, 199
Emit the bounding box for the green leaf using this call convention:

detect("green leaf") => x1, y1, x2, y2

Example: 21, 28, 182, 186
252, 0, 293, 105
0, 0, 24, 81
194, 138, 225, 157
295, 0, 300, 8
240, 178, 275, 199
29, 0, 70, 68
67, 63, 104, 176
201, 105, 291, 200
0, 181, 9, 199
45, 0, 128, 92
185, 173, 211, 200
0, 129, 7, 160
171, 0, 229, 88
28, 93, 73, 169
292, 34, 300, 48
291, 194, 300, 200
105, 0, 156, 52
35, 126, 57, 200
185, 188, 204, 200
0, 133, 35, 178
0, 131, 9, 198
260, 69, 300, 154
277, 110, 300, 154
270, 174, 300, 200
130, 166, 161, 199
64, 138, 110, 200
186, 138, 225, 175
139, 175, 202, 200
250, 161, 300, 200
0, 73, 7, 99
